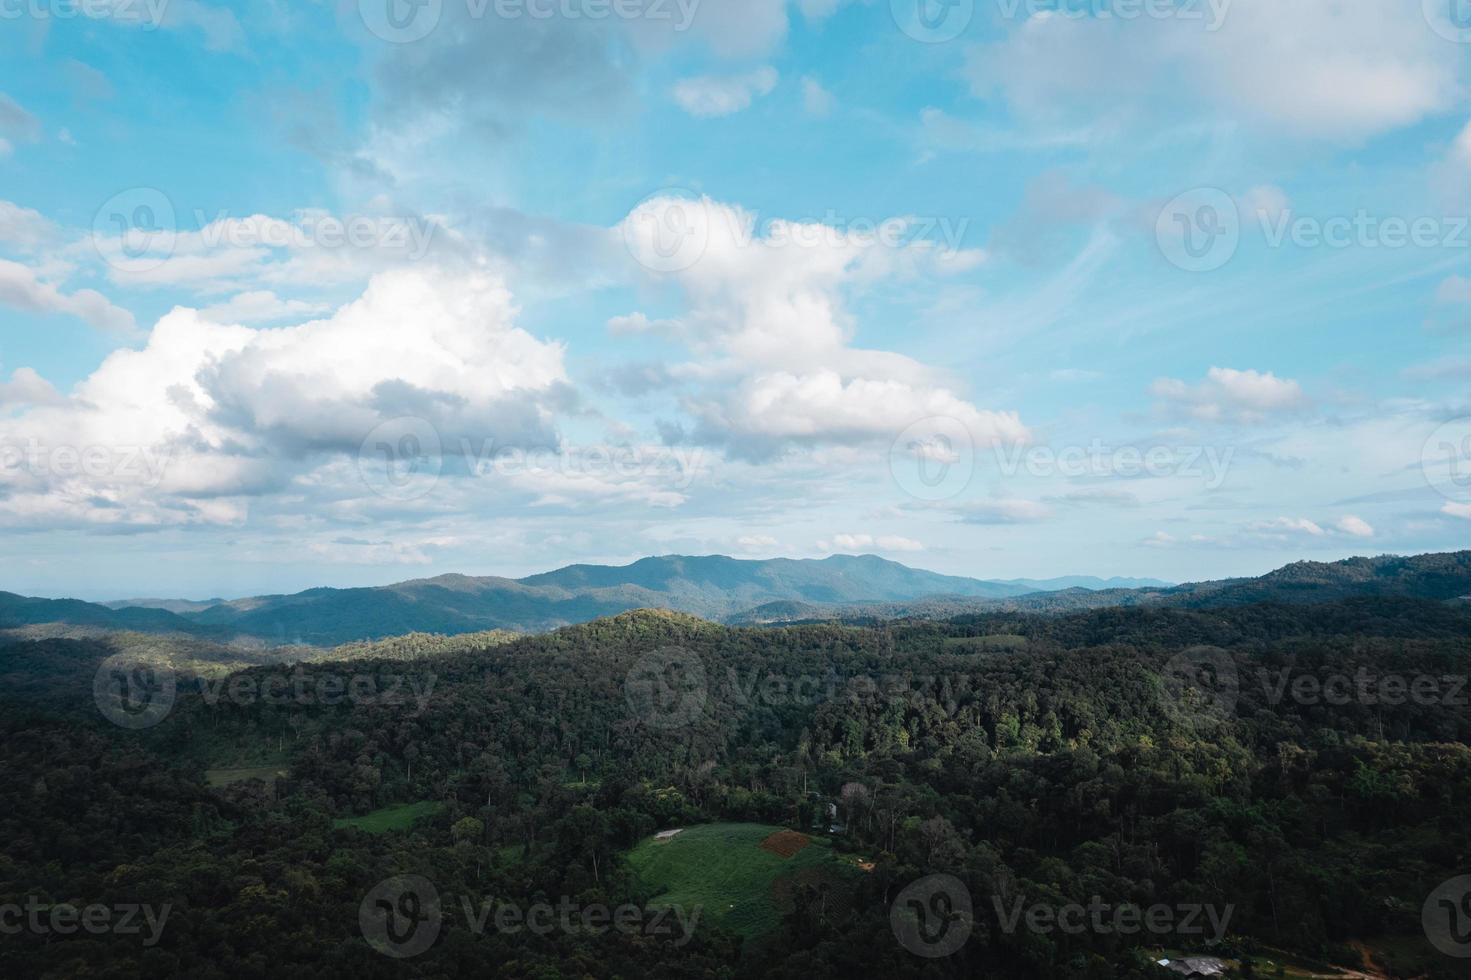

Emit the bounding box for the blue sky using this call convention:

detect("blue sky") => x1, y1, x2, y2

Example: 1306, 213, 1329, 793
2, 0, 1471, 599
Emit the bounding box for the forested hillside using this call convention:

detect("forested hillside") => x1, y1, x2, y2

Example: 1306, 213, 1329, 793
2, 597, 1469, 977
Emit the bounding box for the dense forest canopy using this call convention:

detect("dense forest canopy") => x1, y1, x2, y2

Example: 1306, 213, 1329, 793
2, 589, 1471, 978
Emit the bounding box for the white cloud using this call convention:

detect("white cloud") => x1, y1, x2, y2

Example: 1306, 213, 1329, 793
617, 196, 1017, 458
1335, 515, 1374, 538
801, 76, 834, 117
1249, 517, 1326, 537
673, 67, 779, 118
1152, 367, 1306, 424
818, 533, 924, 553
198, 290, 333, 324
0, 200, 59, 250
1444, 502, 1471, 521
0, 368, 63, 410
966, 0, 1465, 143
0, 267, 570, 528
0, 259, 136, 333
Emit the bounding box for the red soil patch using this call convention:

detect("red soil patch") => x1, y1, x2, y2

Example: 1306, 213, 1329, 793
759, 829, 812, 859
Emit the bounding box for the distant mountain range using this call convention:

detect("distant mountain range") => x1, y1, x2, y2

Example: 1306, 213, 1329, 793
4, 551, 1470, 646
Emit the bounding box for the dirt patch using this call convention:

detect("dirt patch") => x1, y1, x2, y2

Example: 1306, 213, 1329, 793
760, 829, 811, 859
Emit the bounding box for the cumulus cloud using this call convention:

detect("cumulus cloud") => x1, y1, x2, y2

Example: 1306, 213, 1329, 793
0, 368, 63, 410
0, 267, 570, 528
0, 260, 136, 333
617, 195, 1020, 459
966, 0, 1464, 143
0, 200, 58, 250
1335, 515, 1375, 538
1152, 367, 1306, 424
1444, 502, 1471, 521
673, 67, 778, 118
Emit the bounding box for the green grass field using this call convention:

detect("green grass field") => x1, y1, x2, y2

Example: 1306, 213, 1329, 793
624, 823, 862, 939
333, 801, 444, 833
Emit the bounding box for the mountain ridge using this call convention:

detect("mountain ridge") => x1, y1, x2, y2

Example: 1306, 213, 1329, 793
6, 550, 1466, 646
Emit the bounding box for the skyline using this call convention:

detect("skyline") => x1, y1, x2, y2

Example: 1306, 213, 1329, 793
3, 0, 1471, 599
